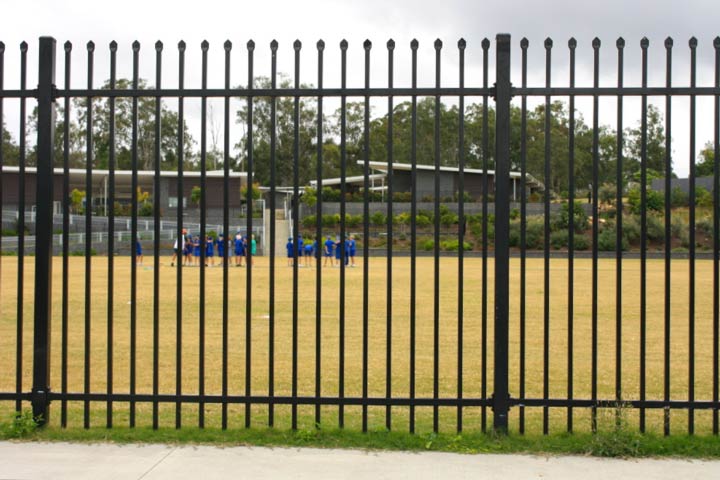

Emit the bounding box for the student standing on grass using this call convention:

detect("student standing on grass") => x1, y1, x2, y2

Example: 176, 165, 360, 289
216, 233, 226, 266
348, 235, 357, 267
193, 235, 201, 266
135, 237, 143, 265
296, 234, 304, 267
206, 235, 215, 267
246, 234, 256, 266
304, 239, 314, 267
286, 237, 294, 266
334, 236, 343, 266
234, 231, 245, 267
324, 235, 335, 267
184, 234, 193, 265
170, 228, 187, 266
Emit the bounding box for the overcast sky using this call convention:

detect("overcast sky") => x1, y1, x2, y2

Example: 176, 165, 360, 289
2, 0, 718, 177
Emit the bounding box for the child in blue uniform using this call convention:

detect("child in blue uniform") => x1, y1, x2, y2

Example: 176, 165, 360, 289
286, 237, 294, 266
205, 235, 215, 266
193, 235, 201, 266
135, 237, 143, 265
304, 240, 314, 267
334, 236, 343, 267
234, 232, 245, 267
216, 233, 226, 266
296, 234, 304, 267
348, 235, 357, 267
323, 235, 334, 267
184, 234, 193, 265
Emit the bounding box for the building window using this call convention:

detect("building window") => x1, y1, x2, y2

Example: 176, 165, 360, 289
168, 196, 186, 208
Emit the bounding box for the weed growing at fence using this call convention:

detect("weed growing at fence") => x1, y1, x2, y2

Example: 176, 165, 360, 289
2, 410, 41, 439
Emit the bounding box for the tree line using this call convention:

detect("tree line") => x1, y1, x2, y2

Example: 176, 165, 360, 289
1, 75, 716, 196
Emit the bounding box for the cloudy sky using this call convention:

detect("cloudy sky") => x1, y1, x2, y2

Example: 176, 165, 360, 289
1, 0, 718, 177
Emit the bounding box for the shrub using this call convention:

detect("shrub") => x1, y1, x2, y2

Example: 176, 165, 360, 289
597, 228, 627, 252
345, 214, 362, 228
574, 234, 590, 250
70, 248, 97, 256
421, 238, 434, 251
138, 201, 154, 217
416, 214, 432, 228
646, 214, 665, 242
302, 215, 317, 228
627, 187, 664, 214
370, 211, 386, 226
550, 230, 568, 249
510, 208, 520, 220
509, 220, 521, 247
670, 186, 688, 207
454, 191, 473, 203
322, 214, 339, 228
696, 186, 713, 207
524, 216, 544, 250
622, 215, 641, 245
671, 216, 690, 247
393, 212, 410, 225
697, 216, 713, 238
599, 183, 617, 205
440, 212, 459, 227
528, 192, 542, 203
393, 191, 412, 202
552, 201, 589, 233
440, 239, 473, 251
321, 187, 341, 202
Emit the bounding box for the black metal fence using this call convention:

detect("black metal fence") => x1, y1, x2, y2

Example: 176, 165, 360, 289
0, 34, 718, 435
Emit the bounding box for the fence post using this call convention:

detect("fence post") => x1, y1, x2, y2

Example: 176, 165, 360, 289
32, 36, 56, 425
493, 33, 511, 432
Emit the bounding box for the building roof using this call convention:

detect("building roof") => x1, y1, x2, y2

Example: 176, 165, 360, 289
309, 174, 387, 188
2, 166, 245, 178
362, 160, 544, 188
2, 166, 247, 191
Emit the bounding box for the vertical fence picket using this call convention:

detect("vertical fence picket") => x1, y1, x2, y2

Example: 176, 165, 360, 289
83, 40, 94, 430
106, 40, 117, 429
519, 37, 529, 434
456, 38, 466, 434
32, 37, 56, 425
61, 40, 71, 428
663, 37, 674, 436
493, 33, 511, 433
567, 37, 576, 433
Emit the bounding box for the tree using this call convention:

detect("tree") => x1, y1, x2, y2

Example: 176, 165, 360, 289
74, 78, 195, 171
1, 119, 19, 166
625, 104, 668, 180
240, 182, 262, 201
235, 75, 318, 187
367, 98, 463, 169
190, 186, 201, 206
696, 141, 716, 178
70, 188, 85, 213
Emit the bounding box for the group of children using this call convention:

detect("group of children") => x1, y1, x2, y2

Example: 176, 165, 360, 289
286, 234, 357, 268
168, 229, 257, 267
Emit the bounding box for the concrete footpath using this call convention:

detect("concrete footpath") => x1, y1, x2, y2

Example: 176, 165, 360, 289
0, 441, 718, 479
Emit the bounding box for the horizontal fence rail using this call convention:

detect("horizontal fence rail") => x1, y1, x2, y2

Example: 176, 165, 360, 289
0, 34, 718, 436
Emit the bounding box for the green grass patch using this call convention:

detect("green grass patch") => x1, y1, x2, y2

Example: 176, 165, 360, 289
2, 417, 718, 459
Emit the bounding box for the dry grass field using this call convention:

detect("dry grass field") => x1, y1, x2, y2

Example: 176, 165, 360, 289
0, 254, 717, 434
